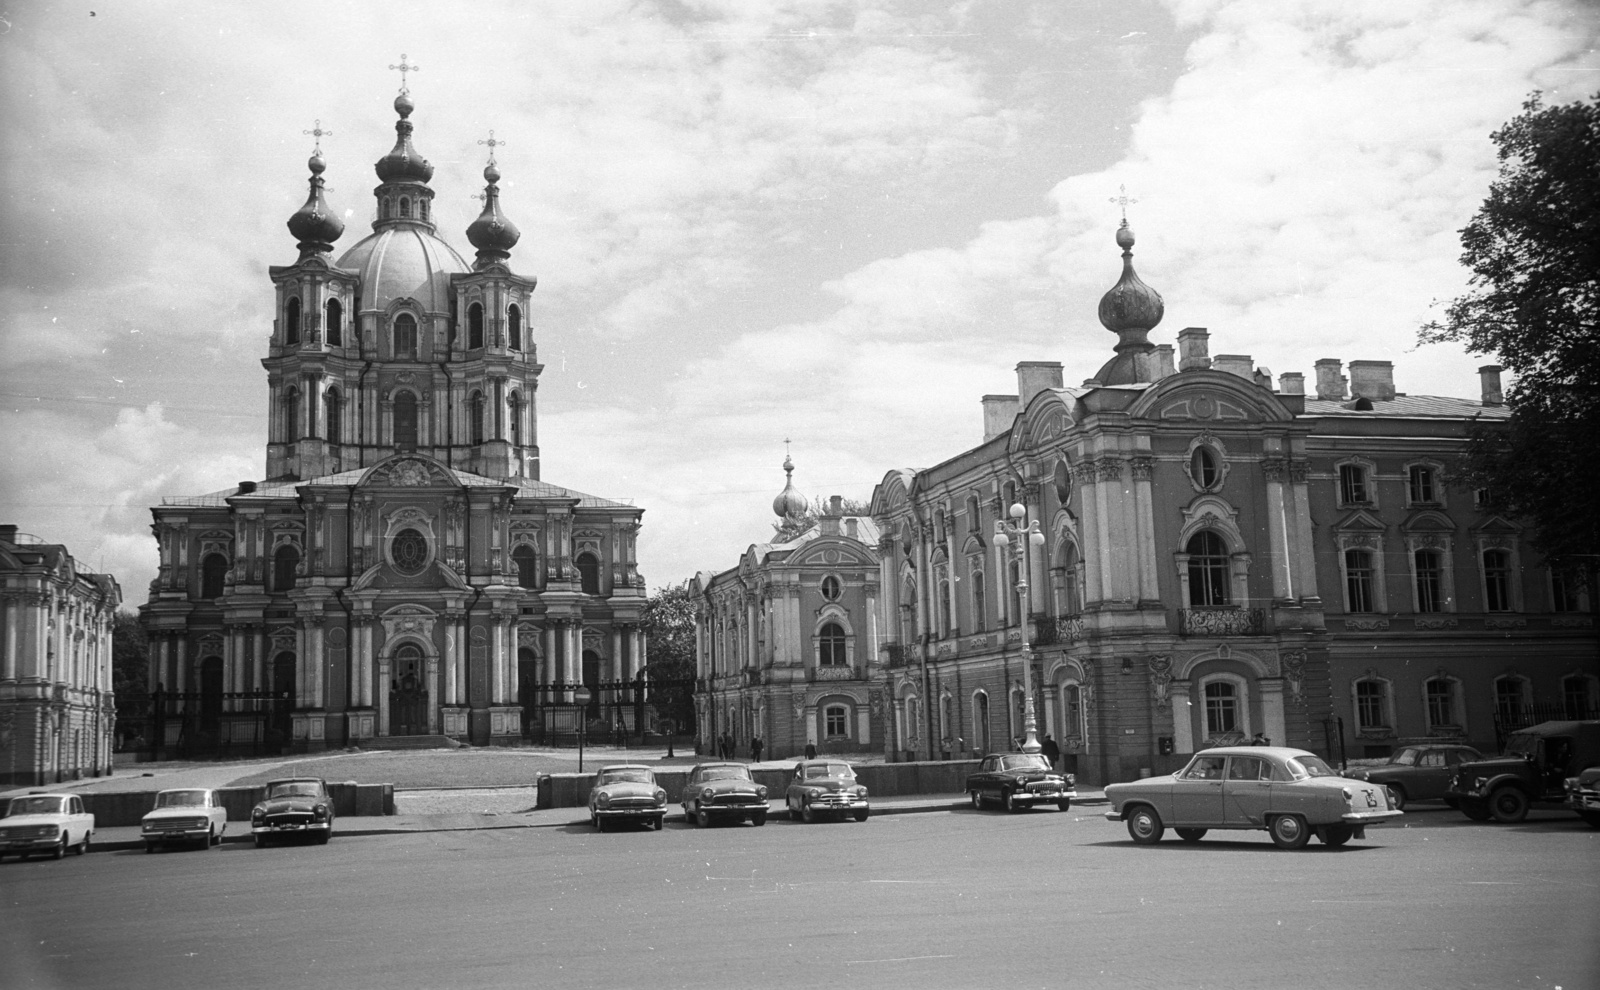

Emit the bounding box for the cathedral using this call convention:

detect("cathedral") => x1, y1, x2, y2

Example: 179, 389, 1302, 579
139, 84, 646, 751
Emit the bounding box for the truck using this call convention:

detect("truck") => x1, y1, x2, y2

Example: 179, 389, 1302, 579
1448, 720, 1600, 824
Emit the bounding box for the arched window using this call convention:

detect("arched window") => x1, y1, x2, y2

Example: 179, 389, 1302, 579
469, 302, 484, 349
285, 297, 301, 345
970, 568, 986, 632
508, 304, 522, 350
380, 199, 390, 219
325, 387, 342, 444
282, 387, 300, 442
1204, 680, 1239, 736
974, 691, 990, 753
273, 544, 299, 593
1414, 549, 1444, 612
399, 196, 411, 218
1344, 549, 1375, 613
576, 552, 600, 595
1063, 684, 1082, 739
1190, 446, 1220, 490
200, 553, 228, 600
1057, 541, 1081, 615
1494, 676, 1527, 726
512, 545, 538, 589
393, 313, 417, 359
393, 391, 418, 448
1483, 549, 1513, 611
1563, 676, 1597, 719
937, 578, 952, 636
508, 391, 523, 449
420, 199, 429, 221
1186, 531, 1230, 607
965, 494, 981, 531
818, 622, 846, 666
325, 299, 343, 346
469, 392, 485, 445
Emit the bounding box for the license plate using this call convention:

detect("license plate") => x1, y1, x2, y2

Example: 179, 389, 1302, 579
1366, 792, 1377, 807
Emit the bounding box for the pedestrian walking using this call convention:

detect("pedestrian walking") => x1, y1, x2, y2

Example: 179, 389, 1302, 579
1040, 734, 1061, 769
804, 742, 817, 760
750, 735, 763, 763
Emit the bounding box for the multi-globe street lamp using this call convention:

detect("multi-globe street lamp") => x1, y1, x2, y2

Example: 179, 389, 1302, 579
992, 502, 1046, 755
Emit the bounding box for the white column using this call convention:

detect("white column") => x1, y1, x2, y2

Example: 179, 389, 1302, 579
509, 620, 520, 703
294, 624, 307, 707
492, 615, 505, 704
1260, 678, 1287, 747
1170, 681, 1195, 755
3, 596, 17, 680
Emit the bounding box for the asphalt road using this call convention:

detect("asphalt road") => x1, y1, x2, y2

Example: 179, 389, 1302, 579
3, 805, 1595, 990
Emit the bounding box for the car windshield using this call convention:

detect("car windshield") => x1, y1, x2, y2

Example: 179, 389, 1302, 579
700, 767, 750, 782
5, 796, 66, 816
1000, 755, 1052, 771
1390, 748, 1421, 766
156, 791, 208, 808
598, 769, 654, 785
268, 782, 322, 798
805, 764, 854, 780
1285, 755, 1339, 779
1505, 734, 1540, 757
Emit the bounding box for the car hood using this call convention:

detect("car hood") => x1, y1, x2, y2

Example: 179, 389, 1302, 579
594, 782, 659, 799
694, 779, 759, 795
143, 807, 215, 822
992, 770, 1065, 783
1577, 767, 1600, 786
798, 779, 858, 792
0, 813, 71, 826
259, 797, 321, 815
1457, 756, 1530, 775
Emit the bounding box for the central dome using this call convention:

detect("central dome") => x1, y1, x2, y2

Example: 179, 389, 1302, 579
336, 225, 469, 315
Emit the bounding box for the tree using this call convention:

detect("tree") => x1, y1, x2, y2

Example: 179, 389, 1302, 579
111, 610, 148, 747
1420, 91, 1600, 583
641, 580, 697, 734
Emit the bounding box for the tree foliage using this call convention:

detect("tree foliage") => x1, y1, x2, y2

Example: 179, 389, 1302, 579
112, 610, 148, 736
1420, 91, 1600, 570
641, 580, 697, 731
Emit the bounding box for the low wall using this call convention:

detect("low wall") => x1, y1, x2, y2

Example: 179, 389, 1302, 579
538, 760, 982, 809
77, 782, 394, 827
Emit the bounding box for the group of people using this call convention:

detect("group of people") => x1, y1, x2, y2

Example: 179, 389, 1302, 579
713, 733, 765, 762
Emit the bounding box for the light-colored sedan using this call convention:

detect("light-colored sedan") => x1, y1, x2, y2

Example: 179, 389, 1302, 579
0, 793, 95, 861
681, 762, 769, 827
1104, 746, 1401, 849
142, 788, 229, 852
589, 765, 667, 831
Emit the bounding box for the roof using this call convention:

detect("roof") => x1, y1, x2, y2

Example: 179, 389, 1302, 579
161, 467, 636, 511
1301, 394, 1510, 420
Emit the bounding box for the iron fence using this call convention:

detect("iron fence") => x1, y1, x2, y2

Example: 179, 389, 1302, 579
1492, 703, 1599, 750
118, 688, 294, 761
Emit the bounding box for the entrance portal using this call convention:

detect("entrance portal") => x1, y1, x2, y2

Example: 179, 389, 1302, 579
389, 644, 429, 736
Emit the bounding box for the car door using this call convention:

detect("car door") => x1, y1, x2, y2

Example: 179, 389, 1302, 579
1412, 749, 1450, 799
1170, 756, 1226, 825
977, 756, 1000, 799
1223, 756, 1273, 825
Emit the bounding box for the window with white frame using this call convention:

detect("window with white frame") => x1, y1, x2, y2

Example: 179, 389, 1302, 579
1425, 677, 1458, 729
1354, 679, 1389, 732
1190, 445, 1221, 490
1345, 549, 1376, 613
818, 622, 847, 666
1551, 568, 1588, 612
973, 691, 990, 753
1407, 464, 1439, 505
820, 575, 841, 601
1414, 549, 1445, 612
1186, 531, 1231, 607
1063, 683, 1082, 740
1204, 680, 1240, 737
1482, 549, 1513, 611
1339, 463, 1371, 505
824, 705, 848, 738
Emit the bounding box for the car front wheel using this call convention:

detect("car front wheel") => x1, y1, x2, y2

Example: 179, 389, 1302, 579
1126, 806, 1164, 845
788, 799, 802, 822
1003, 790, 1020, 813
1488, 787, 1529, 824
51, 835, 67, 860
1269, 814, 1311, 849
1386, 785, 1407, 812
853, 809, 869, 822
750, 811, 766, 827
1580, 811, 1600, 830
696, 808, 712, 828
801, 801, 817, 824
77, 833, 90, 856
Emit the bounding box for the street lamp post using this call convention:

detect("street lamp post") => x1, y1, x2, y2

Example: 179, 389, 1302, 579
573, 685, 593, 773
993, 502, 1047, 755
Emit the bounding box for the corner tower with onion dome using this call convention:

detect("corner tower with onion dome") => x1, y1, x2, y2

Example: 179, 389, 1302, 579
140, 71, 649, 756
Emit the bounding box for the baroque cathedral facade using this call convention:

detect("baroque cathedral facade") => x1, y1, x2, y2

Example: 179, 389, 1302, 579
140, 86, 646, 750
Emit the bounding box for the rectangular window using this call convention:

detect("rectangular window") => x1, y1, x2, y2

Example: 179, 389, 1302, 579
1551, 569, 1587, 612
1414, 550, 1443, 613
1345, 549, 1375, 613
824, 706, 847, 737
1204, 682, 1238, 736
1355, 680, 1387, 730
1408, 465, 1436, 504
1564, 677, 1595, 719
1339, 464, 1369, 504
1425, 679, 1455, 728
1495, 679, 1524, 725
1483, 550, 1513, 612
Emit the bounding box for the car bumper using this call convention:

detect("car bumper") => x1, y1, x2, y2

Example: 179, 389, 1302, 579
1340, 810, 1403, 824
0, 835, 64, 852
594, 807, 666, 820
1011, 788, 1076, 805
695, 802, 767, 817
1567, 792, 1600, 812
1103, 810, 1126, 821
142, 828, 212, 842
808, 796, 870, 812
252, 821, 331, 834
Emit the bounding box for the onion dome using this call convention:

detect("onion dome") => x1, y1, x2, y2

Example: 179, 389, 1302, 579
1097, 221, 1164, 334
286, 151, 344, 257
772, 454, 808, 520
374, 93, 434, 184
466, 162, 522, 268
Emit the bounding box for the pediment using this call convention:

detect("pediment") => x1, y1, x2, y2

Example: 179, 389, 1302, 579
798, 545, 871, 567
1470, 513, 1521, 535
1157, 391, 1251, 422
363, 456, 453, 488
1402, 510, 1456, 533
1334, 508, 1386, 532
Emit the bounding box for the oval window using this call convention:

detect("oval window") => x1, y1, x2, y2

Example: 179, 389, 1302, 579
392, 529, 428, 573
1190, 446, 1219, 489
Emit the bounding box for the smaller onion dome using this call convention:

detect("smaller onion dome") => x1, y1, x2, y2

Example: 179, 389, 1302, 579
1096, 222, 1164, 334
374, 93, 434, 184
466, 162, 522, 267
772, 454, 808, 520
286, 151, 344, 257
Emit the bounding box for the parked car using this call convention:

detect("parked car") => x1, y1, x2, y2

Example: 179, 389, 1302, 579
1341, 744, 1483, 810
588, 764, 667, 831
0, 793, 95, 860
251, 778, 334, 846
142, 788, 229, 852
966, 753, 1076, 812
681, 762, 768, 827
1104, 746, 1401, 849
1564, 766, 1600, 829
785, 760, 870, 823
1450, 721, 1600, 824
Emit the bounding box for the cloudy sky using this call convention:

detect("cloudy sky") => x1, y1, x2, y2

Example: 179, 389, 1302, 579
2, 0, 1596, 605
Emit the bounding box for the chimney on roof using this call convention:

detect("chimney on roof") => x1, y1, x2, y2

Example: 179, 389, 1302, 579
1016, 361, 1063, 408
1314, 359, 1347, 400
1479, 364, 1504, 406
982, 394, 1019, 443
0, 525, 16, 545
845, 518, 859, 540
1348, 360, 1396, 401
820, 495, 842, 537
1279, 372, 1305, 395
1177, 328, 1211, 371
1154, 344, 1175, 379
1212, 354, 1254, 380
237, 481, 257, 494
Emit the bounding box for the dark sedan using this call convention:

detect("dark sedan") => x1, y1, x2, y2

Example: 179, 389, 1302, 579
966, 753, 1076, 812
1342, 744, 1482, 810
251, 778, 334, 846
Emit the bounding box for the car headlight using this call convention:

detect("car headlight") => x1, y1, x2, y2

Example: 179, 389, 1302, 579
856, 786, 868, 797
596, 792, 611, 807
1066, 774, 1076, 787
701, 787, 716, 802
756, 785, 767, 799
653, 789, 667, 804
251, 807, 265, 821
806, 788, 822, 798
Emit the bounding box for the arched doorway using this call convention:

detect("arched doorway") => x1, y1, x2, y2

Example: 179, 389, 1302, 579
390, 644, 429, 736
581, 649, 602, 720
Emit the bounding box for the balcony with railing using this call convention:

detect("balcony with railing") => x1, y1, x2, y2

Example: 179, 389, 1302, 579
812, 663, 861, 682
880, 643, 909, 668
1030, 613, 1084, 647
1179, 607, 1266, 636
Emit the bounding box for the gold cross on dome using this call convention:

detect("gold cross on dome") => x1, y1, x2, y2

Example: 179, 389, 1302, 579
303, 119, 332, 153
1109, 184, 1138, 224
389, 54, 420, 94
478, 130, 504, 165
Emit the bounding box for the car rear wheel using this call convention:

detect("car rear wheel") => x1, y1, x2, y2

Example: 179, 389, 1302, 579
1459, 799, 1492, 821
970, 790, 984, 810
144, 842, 156, 854
1488, 787, 1529, 824
1126, 806, 1164, 845
1320, 825, 1355, 847
1269, 814, 1311, 849
1176, 828, 1207, 843
750, 811, 766, 827
1386, 785, 1407, 812
77, 833, 90, 856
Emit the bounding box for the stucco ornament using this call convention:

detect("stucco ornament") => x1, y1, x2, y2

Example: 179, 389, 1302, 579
1149, 654, 1173, 712
1280, 649, 1307, 703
